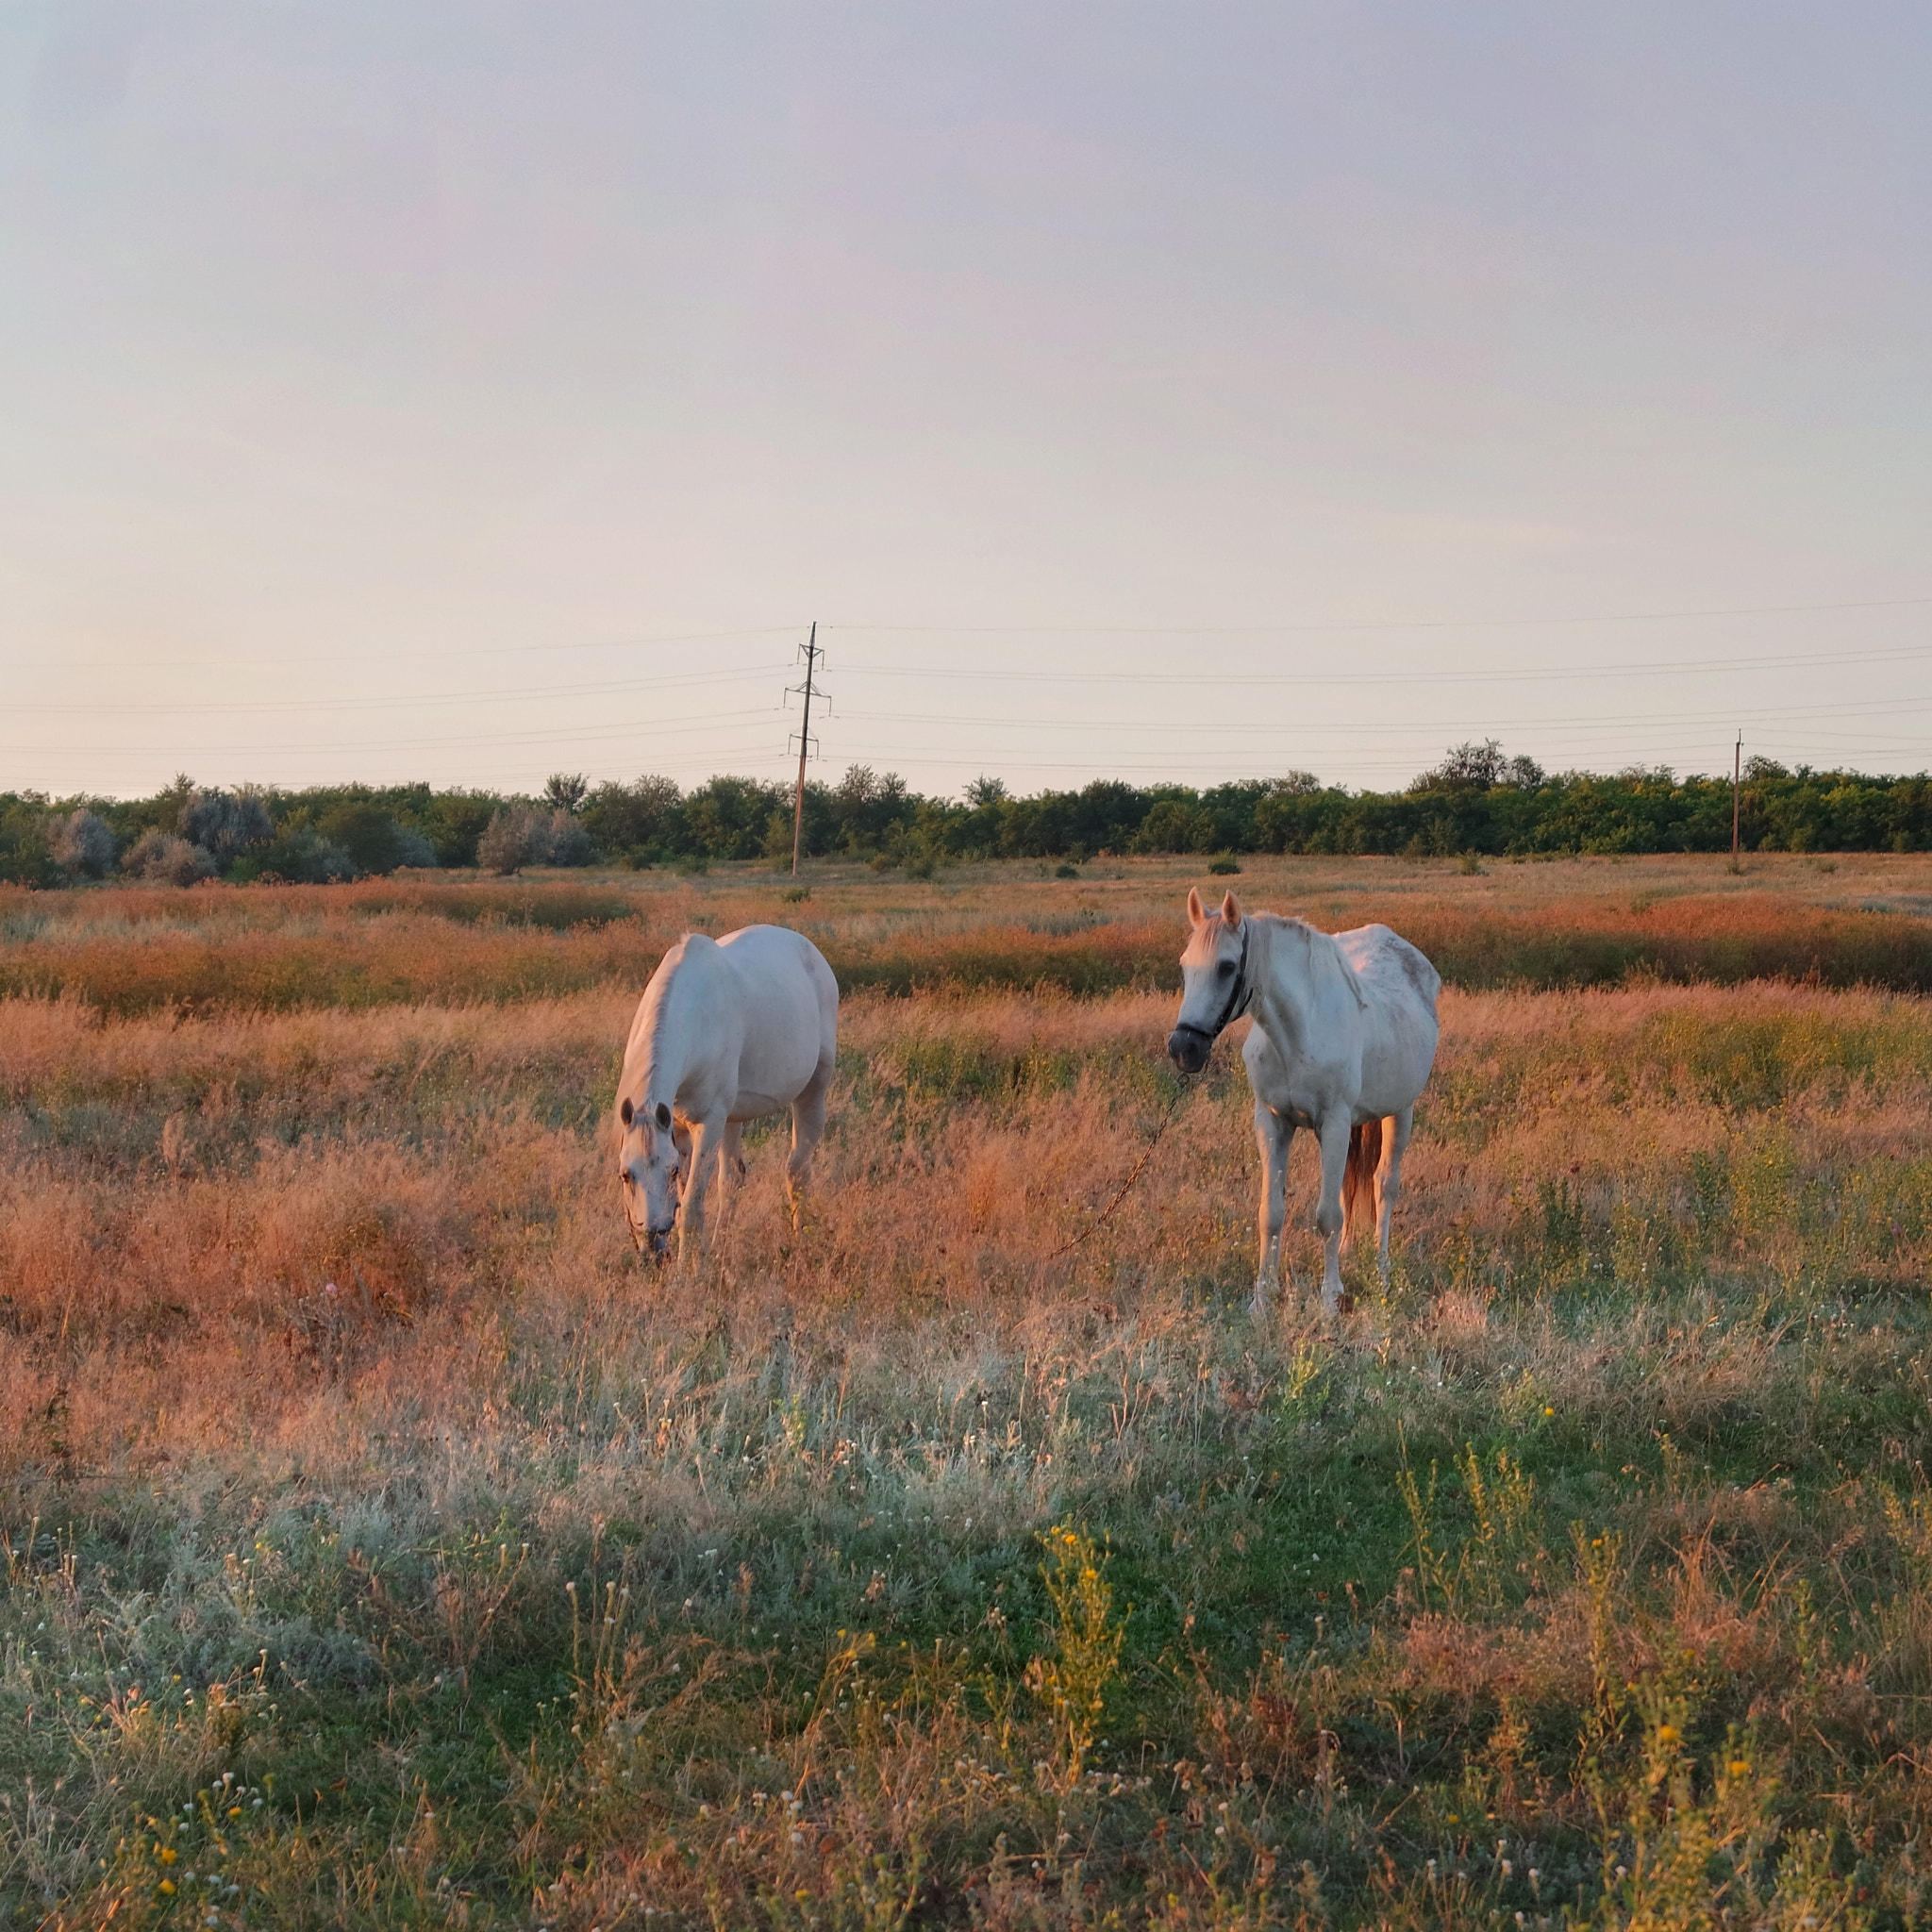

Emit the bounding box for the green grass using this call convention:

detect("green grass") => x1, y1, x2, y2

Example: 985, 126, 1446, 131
8, 1278, 1927, 1925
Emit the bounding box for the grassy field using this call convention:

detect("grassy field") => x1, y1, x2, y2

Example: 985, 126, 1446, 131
6, 850, 1932, 1017
4, 853, 1931, 1928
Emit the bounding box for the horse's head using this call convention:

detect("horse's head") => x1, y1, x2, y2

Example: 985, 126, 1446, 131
1169, 886, 1251, 1074
616, 1095, 684, 1260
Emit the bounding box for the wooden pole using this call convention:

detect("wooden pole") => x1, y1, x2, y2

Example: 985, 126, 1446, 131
1731, 732, 1741, 868
791, 623, 817, 877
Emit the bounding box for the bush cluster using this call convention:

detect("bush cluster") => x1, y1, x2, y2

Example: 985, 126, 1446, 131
5, 743, 1930, 888
477, 806, 593, 874
47, 808, 115, 877
0, 780, 499, 888
121, 831, 217, 886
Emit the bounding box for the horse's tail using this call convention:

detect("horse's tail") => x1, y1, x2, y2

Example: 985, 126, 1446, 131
1341, 1118, 1383, 1248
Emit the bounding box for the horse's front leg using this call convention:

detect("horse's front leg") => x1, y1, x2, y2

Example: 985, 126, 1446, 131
1314, 1112, 1353, 1318
1374, 1107, 1413, 1287
676, 1112, 729, 1258
1250, 1104, 1294, 1319
784, 1056, 835, 1234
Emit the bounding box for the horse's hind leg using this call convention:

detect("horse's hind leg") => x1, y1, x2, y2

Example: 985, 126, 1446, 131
1250, 1104, 1294, 1320
1374, 1107, 1413, 1287
785, 1056, 834, 1233
724, 1120, 747, 1185
1315, 1112, 1352, 1318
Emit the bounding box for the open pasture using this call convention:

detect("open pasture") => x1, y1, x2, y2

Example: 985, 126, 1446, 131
6, 849, 1932, 1017
5, 855, 1932, 1928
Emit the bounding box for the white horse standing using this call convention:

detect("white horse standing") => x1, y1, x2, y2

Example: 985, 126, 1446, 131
1167, 888, 1441, 1318
614, 924, 839, 1259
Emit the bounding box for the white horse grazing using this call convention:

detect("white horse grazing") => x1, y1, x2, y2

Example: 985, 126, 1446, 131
614, 924, 839, 1259
1167, 888, 1441, 1318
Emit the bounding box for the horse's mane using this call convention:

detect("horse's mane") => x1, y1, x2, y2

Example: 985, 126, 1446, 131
630, 932, 721, 1095
1246, 910, 1367, 1012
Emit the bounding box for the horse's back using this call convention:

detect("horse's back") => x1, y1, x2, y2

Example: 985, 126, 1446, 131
624, 924, 837, 1121
1335, 923, 1441, 1012
716, 924, 839, 1080
1334, 923, 1441, 1108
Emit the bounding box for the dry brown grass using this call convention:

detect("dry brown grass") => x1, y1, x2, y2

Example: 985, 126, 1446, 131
7, 848, 1932, 1017
7, 976, 1924, 1485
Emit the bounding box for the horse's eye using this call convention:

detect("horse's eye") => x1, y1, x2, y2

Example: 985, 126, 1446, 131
1218, 960, 1234, 974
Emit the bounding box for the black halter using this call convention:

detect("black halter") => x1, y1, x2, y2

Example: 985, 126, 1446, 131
1173, 918, 1252, 1051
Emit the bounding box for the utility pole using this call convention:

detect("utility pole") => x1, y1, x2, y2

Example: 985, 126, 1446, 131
788, 624, 824, 876
1731, 732, 1742, 869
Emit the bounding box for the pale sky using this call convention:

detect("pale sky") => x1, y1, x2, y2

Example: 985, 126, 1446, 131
3, 4, 1929, 799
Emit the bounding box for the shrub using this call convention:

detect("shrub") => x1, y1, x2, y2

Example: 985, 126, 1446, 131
177, 787, 272, 864
227, 831, 357, 884
317, 803, 405, 876
581, 775, 681, 858
1130, 800, 1216, 854
478, 807, 593, 874
763, 808, 798, 868
0, 799, 58, 887
831, 763, 914, 853
394, 824, 438, 869
122, 831, 217, 887
49, 809, 116, 877
418, 791, 501, 867
684, 774, 791, 859
478, 808, 532, 875
307, 836, 356, 882
541, 808, 592, 867
1208, 856, 1241, 875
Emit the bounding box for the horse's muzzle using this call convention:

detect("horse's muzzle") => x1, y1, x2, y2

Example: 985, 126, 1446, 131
1167, 1025, 1212, 1074
628, 1218, 677, 1262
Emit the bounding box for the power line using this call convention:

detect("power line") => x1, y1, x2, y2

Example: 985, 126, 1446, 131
37, 625, 803, 675
0, 710, 785, 758
4, 667, 791, 717
831, 695, 1932, 736
825, 594, 1932, 635
14, 706, 1922, 765
835, 642, 1932, 690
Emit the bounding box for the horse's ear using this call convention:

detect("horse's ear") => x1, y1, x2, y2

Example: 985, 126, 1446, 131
655, 1101, 673, 1130
1221, 890, 1243, 928
620, 1097, 634, 1127
1186, 886, 1206, 926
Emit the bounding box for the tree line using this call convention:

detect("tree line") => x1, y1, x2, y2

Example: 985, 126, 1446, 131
2, 742, 1928, 886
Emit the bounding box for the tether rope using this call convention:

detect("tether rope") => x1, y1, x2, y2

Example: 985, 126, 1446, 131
1046, 1077, 1193, 1261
